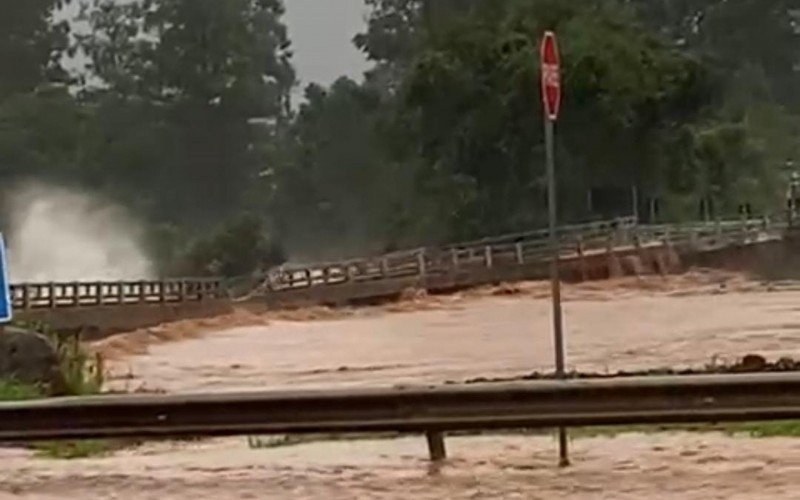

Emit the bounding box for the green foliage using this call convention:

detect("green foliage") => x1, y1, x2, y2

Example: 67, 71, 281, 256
270, 78, 423, 257
394, 0, 713, 237
0, 0, 72, 96
181, 214, 285, 278
73, 0, 295, 228
54, 335, 105, 397
34, 439, 121, 460
13, 320, 105, 397
0, 0, 798, 264
0, 379, 45, 401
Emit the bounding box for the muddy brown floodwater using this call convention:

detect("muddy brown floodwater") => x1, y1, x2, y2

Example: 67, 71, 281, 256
5, 277, 800, 499
107, 286, 800, 393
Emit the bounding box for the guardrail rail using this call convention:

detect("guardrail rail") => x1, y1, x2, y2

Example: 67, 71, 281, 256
2, 373, 799, 462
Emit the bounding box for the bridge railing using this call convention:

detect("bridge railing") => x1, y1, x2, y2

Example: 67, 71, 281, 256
266, 217, 784, 292
10, 278, 226, 310
6, 217, 786, 308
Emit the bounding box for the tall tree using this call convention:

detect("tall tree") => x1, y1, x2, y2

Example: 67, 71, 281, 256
0, 0, 83, 198
0, 0, 71, 97
269, 78, 420, 259
77, 0, 296, 228
634, 0, 800, 108
397, 0, 717, 236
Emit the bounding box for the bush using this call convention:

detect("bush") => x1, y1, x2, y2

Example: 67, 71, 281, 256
9, 321, 104, 397
181, 213, 285, 278
0, 379, 45, 401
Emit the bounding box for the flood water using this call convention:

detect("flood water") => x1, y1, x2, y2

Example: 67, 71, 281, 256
5, 278, 800, 499
107, 287, 800, 393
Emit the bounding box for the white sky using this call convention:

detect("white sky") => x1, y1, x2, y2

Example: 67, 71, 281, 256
284, 0, 370, 86
60, 0, 371, 86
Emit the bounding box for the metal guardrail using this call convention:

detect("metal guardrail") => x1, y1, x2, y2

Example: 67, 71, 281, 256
265, 217, 784, 293
2, 373, 800, 461
9, 279, 225, 311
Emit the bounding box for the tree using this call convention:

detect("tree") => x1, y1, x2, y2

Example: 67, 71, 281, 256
0, 86, 90, 184
269, 78, 420, 259
77, 0, 296, 228
634, 0, 800, 109
181, 213, 284, 277
396, 0, 717, 237
0, 0, 72, 97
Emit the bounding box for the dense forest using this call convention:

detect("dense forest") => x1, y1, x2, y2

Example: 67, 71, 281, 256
1, 0, 798, 277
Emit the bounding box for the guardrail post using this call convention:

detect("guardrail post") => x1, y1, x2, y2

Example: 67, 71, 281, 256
426, 431, 447, 462
159, 281, 167, 303
72, 282, 80, 307
484, 246, 493, 269
117, 282, 125, 305
451, 249, 459, 269
139, 281, 147, 304
515, 243, 524, 265
21, 286, 29, 310
96, 283, 104, 306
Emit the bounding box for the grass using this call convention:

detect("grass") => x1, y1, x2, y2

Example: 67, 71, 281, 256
33, 440, 123, 460
12, 320, 105, 397
0, 379, 46, 401
726, 420, 800, 438
541, 421, 800, 440
1, 321, 116, 459
52, 334, 105, 397
247, 432, 402, 450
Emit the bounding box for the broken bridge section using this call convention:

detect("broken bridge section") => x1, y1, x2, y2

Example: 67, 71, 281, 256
259, 218, 787, 308
4, 217, 791, 337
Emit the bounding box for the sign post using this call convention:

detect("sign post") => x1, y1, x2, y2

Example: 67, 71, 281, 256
0, 234, 12, 326
540, 30, 569, 467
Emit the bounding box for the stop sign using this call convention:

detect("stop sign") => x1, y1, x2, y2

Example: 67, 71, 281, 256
540, 31, 561, 121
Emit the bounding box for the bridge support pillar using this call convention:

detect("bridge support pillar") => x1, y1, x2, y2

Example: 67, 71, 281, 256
425, 431, 447, 461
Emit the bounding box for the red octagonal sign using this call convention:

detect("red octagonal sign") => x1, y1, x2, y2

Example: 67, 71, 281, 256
540, 31, 561, 121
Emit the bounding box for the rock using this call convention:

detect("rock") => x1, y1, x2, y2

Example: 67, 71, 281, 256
0, 327, 64, 393
737, 354, 767, 372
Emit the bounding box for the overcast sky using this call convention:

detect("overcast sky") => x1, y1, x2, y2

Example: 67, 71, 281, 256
60, 1, 371, 87
284, 0, 370, 86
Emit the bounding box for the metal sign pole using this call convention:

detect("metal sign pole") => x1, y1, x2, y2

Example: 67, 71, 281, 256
545, 115, 569, 467
540, 30, 568, 467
